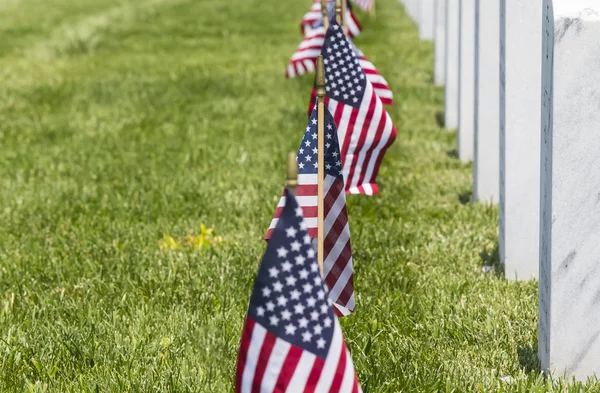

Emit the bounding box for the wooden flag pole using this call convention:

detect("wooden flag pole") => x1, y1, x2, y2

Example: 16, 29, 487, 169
370, 0, 376, 18
321, 0, 329, 29
315, 56, 326, 275
335, 0, 342, 25
286, 152, 298, 194
341, 0, 348, 35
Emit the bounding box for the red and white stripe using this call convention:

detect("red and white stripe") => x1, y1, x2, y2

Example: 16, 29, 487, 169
300, 1, 323, 36
345, 11, 362, 39
356, 49, 393, 105
267, 174, 355, 316
308, 83, 397, 195
287, 28, 326, 79
300, 0, 362, 38
304, 47, 393, 106
236, 318, 361, 393
350, 0, 374, 12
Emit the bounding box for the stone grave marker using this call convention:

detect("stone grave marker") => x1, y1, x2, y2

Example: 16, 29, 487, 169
473, 0, 500, 202
419, 0, 435, 40
499, 0, 542, 280
539, 0, 600, 380
458, 0, 475, 161
444, 0, 459, 129
434, 0, 446, 85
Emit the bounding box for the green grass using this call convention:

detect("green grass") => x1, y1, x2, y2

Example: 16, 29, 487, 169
0, 0, 598, 391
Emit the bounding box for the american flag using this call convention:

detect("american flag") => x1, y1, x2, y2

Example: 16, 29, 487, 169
267, 108, 355, 316
350, 0, 374, 12
307, 46, 393, 109
308, 21, 397, 195
289, 3, 365, 79
355, 48, 393, 106
237, 189, 361, 393
300, 0, 362, 38
287, 36, 393, 110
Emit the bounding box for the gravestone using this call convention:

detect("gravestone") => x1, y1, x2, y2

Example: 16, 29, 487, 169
405, 0, 418, 23
412, 0, 420, 25
539, 0, 600, 381
444, 0, 459, 129
434, 0, 446, 85
458, 0, 475, 161
499, 0, 542, 280
473, 0, 500, 202
419, 0, 435, 40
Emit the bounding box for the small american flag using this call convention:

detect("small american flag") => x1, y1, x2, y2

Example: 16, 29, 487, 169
308, 20, 397, 195
300, 0, 362, 38
289, 3, 364, 79
267, 107, 355, 316
350, 0, 374, 12
237, 189, 361, 393
299, 43, 393, 106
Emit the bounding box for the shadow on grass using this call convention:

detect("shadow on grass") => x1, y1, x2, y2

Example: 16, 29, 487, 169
479, 243, 503, 277
447, 149, 458, 159
518, 345, 541, 374
435, 111, 445, 128
458, 191, 472, 205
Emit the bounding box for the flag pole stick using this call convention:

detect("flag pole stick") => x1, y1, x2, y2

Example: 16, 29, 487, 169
370, 0, 376, 18
321, 0, 329, 29
286, 152, 298, 194
341, 0, 348, 35
335, 0, 342, 25
315, 56, 326, 275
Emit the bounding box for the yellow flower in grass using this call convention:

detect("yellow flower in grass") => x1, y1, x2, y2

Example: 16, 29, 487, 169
159, 234, 180, 251
159, 225, 222, 252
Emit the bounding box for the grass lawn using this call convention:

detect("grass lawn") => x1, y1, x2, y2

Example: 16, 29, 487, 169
0, 0, 595, 391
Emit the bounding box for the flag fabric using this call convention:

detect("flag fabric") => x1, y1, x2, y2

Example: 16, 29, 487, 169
287, 26, 326, 79
350, 0, 374, 12
308, 20, 397, 195
355, 48, 393, 106
236, 189, 362, 393
289, 1, 364, 79
267, 108, 355, 317
294, 43, 393, 105
291, 10, 393, 106
300, 0, 362, 38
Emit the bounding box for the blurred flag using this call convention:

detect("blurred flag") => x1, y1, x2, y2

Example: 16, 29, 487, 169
350, 0, 374, 12
287, 26, 326, 78
288, 22, 393, 107
308, 20, 397, 195
237, 189, 362, 393
300, 0, 362, 38
267, 108, 355, 316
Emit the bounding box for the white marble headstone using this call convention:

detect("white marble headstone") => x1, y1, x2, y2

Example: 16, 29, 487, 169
434, 0, 447, 86
419, 0, 435, 40
499, 0, 542, 280
473, 0, 500, 202
458, 0, 475, 161
406, 0, 418, 23
539, 0, 600, 381
444, 0, 460, 129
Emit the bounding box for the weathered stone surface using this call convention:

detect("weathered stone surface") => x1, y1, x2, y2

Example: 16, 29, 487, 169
473, 0, 499, 202
539, 0, 600, 381
434, 0, 446, 85
499, 0, 542, 280
444, 0, 459, 129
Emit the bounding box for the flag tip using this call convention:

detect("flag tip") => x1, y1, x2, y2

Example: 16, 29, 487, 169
316, 56, 326, 98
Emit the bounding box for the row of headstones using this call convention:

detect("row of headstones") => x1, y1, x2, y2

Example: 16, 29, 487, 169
402, 0, 600, 382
